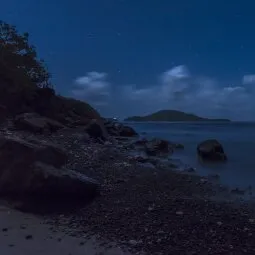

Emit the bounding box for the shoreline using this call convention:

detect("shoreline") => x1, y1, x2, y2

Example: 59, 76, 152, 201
1, 124, 255, 254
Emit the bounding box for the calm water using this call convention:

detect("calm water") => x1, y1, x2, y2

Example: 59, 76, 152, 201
125, 121, 255, 190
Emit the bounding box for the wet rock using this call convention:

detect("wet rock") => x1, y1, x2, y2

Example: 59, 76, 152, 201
145, 138, 173, 156
197, 139, 227, 161
119, 125, 138, 137
14, 112, 65, 133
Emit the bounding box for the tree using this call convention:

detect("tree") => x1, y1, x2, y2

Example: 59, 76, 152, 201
0, 20, 52, 88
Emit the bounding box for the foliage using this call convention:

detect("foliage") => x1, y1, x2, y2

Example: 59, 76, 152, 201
0, 20, 100, 121
0, 20, 52, 88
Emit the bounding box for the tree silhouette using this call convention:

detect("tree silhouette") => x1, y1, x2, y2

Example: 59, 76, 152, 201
0, 20, 52, 88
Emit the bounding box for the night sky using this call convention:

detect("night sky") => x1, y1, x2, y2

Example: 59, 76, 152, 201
1, 0, 255, 120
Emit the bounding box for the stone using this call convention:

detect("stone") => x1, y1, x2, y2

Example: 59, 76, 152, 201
197, 139, 227, 161
231, 188, 245, 195
14, 112, 65, 133
119, 125, 138, 137
85, 119, 108, 140
103, 119, 138, 137
0, 105, 7, 124
0, 135, 67, 169
145, 138, 173, 156
0, 135, 99, 203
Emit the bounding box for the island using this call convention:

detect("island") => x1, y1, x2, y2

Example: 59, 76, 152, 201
124, 110, 231, 122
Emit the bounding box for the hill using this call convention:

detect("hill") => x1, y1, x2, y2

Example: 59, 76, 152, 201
124, 110, 230, 122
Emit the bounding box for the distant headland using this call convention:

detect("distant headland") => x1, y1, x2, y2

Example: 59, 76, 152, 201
124, 110, 231, 122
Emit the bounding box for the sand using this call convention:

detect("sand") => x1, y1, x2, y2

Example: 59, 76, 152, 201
0, 204, 130, 255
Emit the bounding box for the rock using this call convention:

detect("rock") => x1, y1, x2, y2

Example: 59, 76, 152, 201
29, 162, 100, 200
129, 240, 139, 246
172, 143, 184, 149
103, 119, 138, 137
145, 138, 173, 156
139, 162, 156, 169
0, 105, 7, 124
14, 112, 65, 133
0, 135, 99, 203
197, 139, 227, 161
119, 125, 138, 137
132, 155, 149, 163
208, 174, 220, 180
185, 167, 196, 173
85, 119, 108, 140
133, 138, 148, 146
72, 118, 91, 127
25, 235, 33, 240
231, 188, 245, 195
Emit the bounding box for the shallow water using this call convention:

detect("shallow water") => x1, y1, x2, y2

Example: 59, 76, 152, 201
125, 121, 255, 190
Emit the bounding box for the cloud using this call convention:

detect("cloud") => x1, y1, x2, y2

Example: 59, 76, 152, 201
72, 72, 111, 106
243, 74, 255, 85
71, 66, 255, 120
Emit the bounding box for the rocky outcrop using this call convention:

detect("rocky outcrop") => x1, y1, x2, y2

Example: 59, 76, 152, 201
14, 112, 65, 133
0, 135, 99, 203
197, 139, 227, 161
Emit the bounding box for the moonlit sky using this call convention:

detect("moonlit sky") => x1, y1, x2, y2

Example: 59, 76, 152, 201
1, 0, 255, 120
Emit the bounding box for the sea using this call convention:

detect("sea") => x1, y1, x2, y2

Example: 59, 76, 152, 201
124, 121, 255, 191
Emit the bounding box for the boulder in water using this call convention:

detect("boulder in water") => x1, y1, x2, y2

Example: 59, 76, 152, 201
197, 139, 227, 161
145, 138, 174, 156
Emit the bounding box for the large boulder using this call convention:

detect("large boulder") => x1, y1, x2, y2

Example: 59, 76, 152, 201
197, 139, 227, 161
0, 136, 99, 203
0, 136, 68, 168
85, 119, 108, 140
14, 113, 65, 133
145, 138, 173, 156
